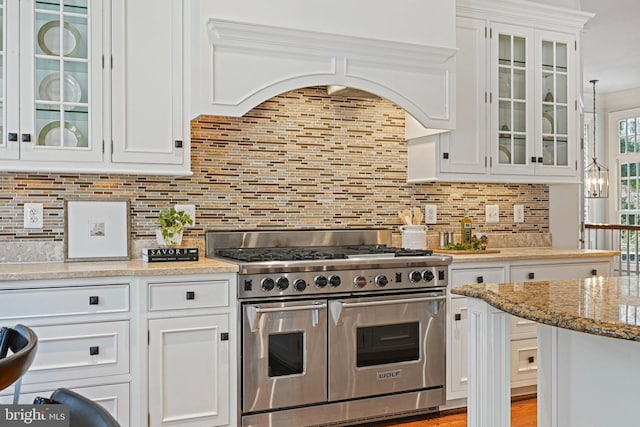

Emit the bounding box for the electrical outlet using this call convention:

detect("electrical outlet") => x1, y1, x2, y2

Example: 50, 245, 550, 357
485, 204, 499, 223
24, 203, 43, 229
174, 204, 196, 227
514, 205, 525, 223
425, 204, 437, 224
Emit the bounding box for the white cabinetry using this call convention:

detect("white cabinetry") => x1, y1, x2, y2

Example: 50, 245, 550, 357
145, 275, 236, 427
447, 256, 613, 402
408, 0, 591, 184
111, 0, 190, 174
1, 0, 105, 166
0, 278, 132, 426
448, 265, 506, 400
0, 0, 190, 175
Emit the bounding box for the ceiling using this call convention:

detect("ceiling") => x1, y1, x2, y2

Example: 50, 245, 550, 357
579, 0, 640, 94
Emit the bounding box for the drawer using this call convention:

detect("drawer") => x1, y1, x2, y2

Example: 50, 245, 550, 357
511, 261, 611, 282
451, 266, 506, 288
511, 315, 537, 340
1, 383, 130, 427
21, 321, 129, 386
510, 338, 537, 388
0, 284, 129, 320
148, 280, 229, 311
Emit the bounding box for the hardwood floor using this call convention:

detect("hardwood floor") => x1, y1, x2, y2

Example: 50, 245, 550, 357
355, 396, 536, 427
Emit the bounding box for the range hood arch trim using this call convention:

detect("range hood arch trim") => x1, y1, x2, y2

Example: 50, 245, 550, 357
198, 19, 457, 130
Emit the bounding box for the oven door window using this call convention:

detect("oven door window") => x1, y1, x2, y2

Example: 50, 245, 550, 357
269, 332, 304, 376
356, 322, 419, 367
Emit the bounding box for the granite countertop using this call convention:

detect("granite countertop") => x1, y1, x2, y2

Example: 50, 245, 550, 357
452, 275, 640, 341
440, 247, 619, 263
0, 258, 239, 282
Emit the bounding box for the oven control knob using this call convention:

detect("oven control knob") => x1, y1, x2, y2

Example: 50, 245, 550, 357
328, 275, 342, 287
354, 275, 368, 288
422, 270, 435, 282
314, 275, 328, 288
276, 277, 290, 290
261, 278, 275, 291
293, 279, 307, 292
374, 275, 388, 287
409, 271, 422, 283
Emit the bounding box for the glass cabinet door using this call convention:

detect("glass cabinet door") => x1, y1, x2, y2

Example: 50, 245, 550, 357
18, 0, 103, 163
541, 39, 568, 167
497, 33, 528, 167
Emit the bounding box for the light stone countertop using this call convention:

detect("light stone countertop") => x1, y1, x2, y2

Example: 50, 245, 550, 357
0, 247, 618, 282
439, 247, 619, 263
452, 275, 640, 341
0, 258, 238, 282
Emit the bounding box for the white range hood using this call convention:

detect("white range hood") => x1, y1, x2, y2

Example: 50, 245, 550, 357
189, 2, 457, 130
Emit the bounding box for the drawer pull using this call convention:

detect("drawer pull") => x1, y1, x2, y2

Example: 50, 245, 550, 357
89, 296, 99, 305
528, 356, 535, 364
7, 132, 18, 142
528, 272, 535, 280
186, 291, 195, 300
454, 313, 462, 321
591, 269, 598, 276
89, 346, 100, 356
221, 332, 229, 341
476, 276, 484, 284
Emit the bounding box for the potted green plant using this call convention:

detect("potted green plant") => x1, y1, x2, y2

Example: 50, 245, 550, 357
156, 207, 193, 247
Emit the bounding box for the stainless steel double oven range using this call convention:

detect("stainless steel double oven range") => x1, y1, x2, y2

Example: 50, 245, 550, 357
206, 229, 452, 427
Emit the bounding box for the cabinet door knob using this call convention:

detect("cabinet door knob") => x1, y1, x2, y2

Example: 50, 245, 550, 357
21, 133, 32, 142
7, 133, 18, 142
591, 269, 598, 276
531, 156, 537, 163
89, 296, 99, 305
220, 332, 229, 341
442, 152, 449, 160
186, 291, 195, 300
476, 276, 484, 283
89, 346, 100, 356
174, 140, 183, 148
528, 356, 535, 364
454, 313, 462, 321
528, 272, 535, 280
537, 157, 543, 164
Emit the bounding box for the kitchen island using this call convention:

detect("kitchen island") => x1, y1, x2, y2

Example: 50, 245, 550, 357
453, 276, 640, 427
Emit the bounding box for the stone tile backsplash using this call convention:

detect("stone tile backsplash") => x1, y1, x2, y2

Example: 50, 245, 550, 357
0, 87, 548, 262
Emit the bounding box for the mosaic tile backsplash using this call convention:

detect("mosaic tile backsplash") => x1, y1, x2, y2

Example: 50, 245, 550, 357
0, 87, 548, 261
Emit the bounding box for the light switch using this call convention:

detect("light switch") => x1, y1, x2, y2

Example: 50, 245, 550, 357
485, 205, 499, 223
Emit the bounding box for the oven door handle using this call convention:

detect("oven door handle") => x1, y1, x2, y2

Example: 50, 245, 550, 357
330, 295, 445, 326
247, 303, 327, 332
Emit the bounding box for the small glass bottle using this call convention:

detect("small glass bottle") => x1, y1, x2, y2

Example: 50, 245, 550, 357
461, 208, 472, 244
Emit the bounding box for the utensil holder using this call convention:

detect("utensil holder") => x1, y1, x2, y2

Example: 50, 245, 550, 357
400, 225, 428, 250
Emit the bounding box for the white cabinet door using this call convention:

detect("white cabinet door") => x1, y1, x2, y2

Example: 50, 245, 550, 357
439, 17, 488, 176
1, 0, 104, 164
533, 30, 578, 177
148, 314, 230, 427
111, 0, 186, 169
489, 23, 535, 177
448, 296, 469, 400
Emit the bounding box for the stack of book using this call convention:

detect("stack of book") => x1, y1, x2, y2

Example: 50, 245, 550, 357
142, 247, 199, 262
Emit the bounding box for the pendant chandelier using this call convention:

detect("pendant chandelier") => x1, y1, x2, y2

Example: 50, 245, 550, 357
584, 79, 609, 198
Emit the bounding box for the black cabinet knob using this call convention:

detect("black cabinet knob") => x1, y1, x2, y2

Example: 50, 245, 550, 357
89, 346, 100, 356
528, 356, 535, 364
528, 272, 535, 280
21, 133, 31, 142
7, 133, 17, 142
89, 296, 99, 305
537, 157, 543, 163
476, 276, 484, 284
186, 291, 195, 300
220, 332, 229, 341
531, 156, 537, 163
591, 269, 598, 276
443, 152, 449, 160
454, 313, 462, 321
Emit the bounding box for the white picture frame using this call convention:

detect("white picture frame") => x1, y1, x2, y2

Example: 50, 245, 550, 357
65, 199, 131, 261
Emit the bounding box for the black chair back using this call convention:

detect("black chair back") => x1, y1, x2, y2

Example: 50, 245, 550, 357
0, 324, 38, 400
40, 388, 121, 427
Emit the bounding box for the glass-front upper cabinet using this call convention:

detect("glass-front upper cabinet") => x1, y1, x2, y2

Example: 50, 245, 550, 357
490, 24, 534, 175
535, 30, 576, 176
1, 0, 103, 162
